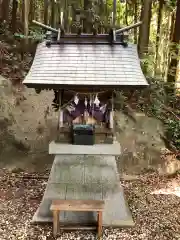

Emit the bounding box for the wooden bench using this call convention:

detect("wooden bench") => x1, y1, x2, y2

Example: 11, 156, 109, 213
50, 199, 105, 238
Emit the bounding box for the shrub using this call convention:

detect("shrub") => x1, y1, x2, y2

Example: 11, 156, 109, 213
165, 119, 180, 150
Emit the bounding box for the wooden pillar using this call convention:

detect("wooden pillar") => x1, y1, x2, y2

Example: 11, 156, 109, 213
58, 90, 64, 128
52, 210, 59, 236
97, 211, 103, 239
109, 91, 114, 129
109, 91, 116, 143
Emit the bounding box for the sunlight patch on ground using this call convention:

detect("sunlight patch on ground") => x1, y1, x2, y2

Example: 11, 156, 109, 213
151, 187, 180, 197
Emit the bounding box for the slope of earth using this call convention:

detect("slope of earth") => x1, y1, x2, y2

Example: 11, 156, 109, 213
0, 169, 179, 240
0, 75, 55, 171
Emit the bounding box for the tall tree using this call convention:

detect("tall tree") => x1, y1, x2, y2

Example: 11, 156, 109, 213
51, 0, 55, 27
167, 0, 180, 90
63, 0, 69, 32
125, 0, 128, 25
10, 0, 18, 33
83, 0, 92, 33
29, 0, 35, 22
154, 0, 164, 75
134, 0, 138, 43
1, 0, 10, 23
44, 0, 49, 25
24, 0, 30, 44
138, 0, 152, 58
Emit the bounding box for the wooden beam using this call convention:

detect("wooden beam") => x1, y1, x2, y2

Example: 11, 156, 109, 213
32, 20, 58, 33
116, 21, 142, 34
50, 200, 105, 212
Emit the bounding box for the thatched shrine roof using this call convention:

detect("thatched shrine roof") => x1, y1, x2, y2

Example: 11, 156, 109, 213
23, 37, 148, 90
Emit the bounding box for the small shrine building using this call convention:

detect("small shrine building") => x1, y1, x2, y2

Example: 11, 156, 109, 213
23, 30, 148, 145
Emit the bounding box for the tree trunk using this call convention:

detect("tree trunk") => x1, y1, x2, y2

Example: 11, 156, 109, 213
134, 0, 138, 43
29, 0, 35, 22
83, 0, 92, 33
167, 0, 180, 91
44, 0, 49, 25
51, 0, 55, 27
162, 10, 172, 80
154, 0, 164, 75
138, 0, 152, 58
21, 0, 25, 23
10, 0, 18, 33
165, 11, 175, 78
1, 0, 10, 23
113, 0, 117, 27
63, 0, 69, 32
24, 0, 29, 44
99, 0, 105, 33
125, 0, 128, 25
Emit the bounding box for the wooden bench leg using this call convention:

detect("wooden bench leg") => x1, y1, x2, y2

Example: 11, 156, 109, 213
97, 211, 103, 239
53, 210, 59, 237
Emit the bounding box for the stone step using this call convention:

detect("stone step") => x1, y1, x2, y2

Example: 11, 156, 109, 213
49, 141, 121, 155
32, 154, 134, 227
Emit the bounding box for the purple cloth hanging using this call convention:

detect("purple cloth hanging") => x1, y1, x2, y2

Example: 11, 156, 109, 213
66, 100, 85, 120
89, 103, 107, 122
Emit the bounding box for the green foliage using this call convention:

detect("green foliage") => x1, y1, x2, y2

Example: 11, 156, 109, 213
138, 77, 180, 150
14, 27, 45, 40
165, 119, 180, 150
115, 76, 180, 151
29, 27, 46, 40
114, 90, 127, 109
165, 0, 177, 9
140, 55, 155, 76
135, 77, 166, 116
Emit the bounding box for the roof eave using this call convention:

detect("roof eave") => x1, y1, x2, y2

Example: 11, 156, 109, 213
23, 82, 149, 90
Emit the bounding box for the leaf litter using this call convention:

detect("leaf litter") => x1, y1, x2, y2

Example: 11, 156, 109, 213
0, 169, 179, 240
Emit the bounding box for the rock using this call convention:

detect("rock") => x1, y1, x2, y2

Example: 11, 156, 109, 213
0, 75, 12, 96
146, 194, 155, 204
0, 75, 8, 87
158, 158, 180, 176
11, 168, 24, 173
20, 70, 27, 77
120, 174, 139, 181
12, 138, 30, 151
115, 111, 166, 174
134, 112, 146, 117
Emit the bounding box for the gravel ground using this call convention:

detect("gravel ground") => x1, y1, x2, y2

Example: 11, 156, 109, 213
0, 168, 179, 240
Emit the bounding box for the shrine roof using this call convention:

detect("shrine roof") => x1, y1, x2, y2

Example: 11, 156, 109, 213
23, 39, 148, 89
